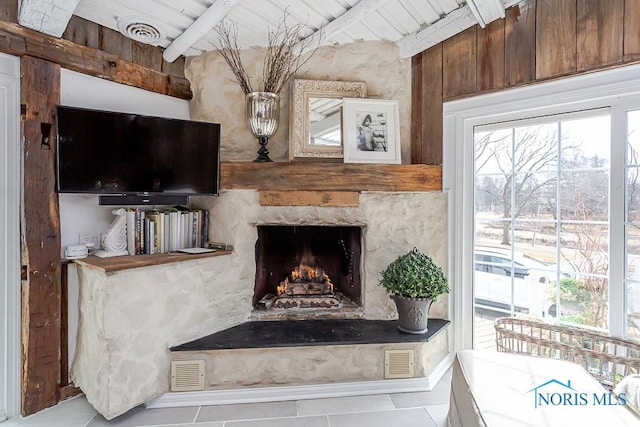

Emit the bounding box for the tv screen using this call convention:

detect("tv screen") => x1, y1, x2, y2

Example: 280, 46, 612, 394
55, 105, 221, 196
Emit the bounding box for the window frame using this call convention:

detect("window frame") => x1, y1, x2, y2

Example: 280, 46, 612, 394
443, 63, 640, 351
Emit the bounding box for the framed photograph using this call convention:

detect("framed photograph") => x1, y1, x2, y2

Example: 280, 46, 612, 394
342, 98, 401, 164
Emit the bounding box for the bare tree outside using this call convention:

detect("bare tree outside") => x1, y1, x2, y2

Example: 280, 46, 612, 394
473, 114, 612, 333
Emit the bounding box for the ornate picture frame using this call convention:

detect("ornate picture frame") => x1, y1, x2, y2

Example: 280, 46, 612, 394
342, 98, 401, 164
288, 79, 367, 161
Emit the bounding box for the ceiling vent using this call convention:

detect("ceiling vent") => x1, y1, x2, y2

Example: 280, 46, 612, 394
117, 16, 165, 45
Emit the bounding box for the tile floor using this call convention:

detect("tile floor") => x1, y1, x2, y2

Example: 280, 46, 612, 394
2, 369, 451, 427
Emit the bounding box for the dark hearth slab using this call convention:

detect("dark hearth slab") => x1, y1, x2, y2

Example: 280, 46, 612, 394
171, 318, 450, 351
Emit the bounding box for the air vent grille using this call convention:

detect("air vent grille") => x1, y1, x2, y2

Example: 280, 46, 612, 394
384, 349, 415, 379
117, 16, 165, 44
171, 360, 205, 392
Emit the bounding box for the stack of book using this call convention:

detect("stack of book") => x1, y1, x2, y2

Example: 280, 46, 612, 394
124, 207, 210, 255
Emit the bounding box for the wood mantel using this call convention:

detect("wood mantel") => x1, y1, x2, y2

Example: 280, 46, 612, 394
220, 162, 442, 192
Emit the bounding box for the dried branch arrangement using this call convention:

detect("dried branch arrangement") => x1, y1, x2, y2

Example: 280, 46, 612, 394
214, 13, 319, 95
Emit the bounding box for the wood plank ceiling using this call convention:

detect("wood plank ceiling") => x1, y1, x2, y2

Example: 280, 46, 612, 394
18, 0, 519, 62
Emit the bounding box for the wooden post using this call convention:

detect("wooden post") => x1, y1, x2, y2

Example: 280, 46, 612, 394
20, 56, 62, 416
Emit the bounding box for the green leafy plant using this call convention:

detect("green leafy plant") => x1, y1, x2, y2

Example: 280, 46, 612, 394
379, 248, 449, 299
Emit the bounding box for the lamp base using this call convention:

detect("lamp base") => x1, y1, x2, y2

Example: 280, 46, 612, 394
254, 136, 273, 162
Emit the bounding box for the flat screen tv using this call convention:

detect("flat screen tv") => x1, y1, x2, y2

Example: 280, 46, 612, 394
55, 105, 221, 199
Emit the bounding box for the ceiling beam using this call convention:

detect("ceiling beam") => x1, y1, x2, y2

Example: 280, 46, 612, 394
301, 0, 392, 54
396, 5, 477, 58
18, 0, 80, 37
163, 0, 241, 63
0, 20, 192, 99
466, 0, 505, 27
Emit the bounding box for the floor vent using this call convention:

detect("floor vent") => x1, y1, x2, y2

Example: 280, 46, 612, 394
171, 360, 205, 392
384, 349, 415, 379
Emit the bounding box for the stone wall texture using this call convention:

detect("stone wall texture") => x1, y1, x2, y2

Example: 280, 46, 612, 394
185, 40, 411, 163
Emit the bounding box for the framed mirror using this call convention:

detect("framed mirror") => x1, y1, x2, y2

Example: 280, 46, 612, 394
289, 79, 367, 161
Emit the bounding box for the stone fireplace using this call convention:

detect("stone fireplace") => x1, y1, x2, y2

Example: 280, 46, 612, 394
71, 189, 449, 419
253, 225, 362, 317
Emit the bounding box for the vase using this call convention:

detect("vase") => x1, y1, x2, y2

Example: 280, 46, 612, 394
246, 91, 279, 162
391, 295, 433, 334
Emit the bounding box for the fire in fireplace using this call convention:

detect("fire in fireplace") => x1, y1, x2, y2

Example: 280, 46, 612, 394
253, 225, 362, 317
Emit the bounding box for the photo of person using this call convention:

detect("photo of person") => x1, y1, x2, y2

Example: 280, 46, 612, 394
356, 111, 388, 152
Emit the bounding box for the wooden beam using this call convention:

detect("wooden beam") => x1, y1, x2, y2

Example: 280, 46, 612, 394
18, 0, 80, 37
259, 191, 360, 207
0, 20, 192, 99
220, 162, 442, 192
466, 0, 505, 27
163, 0, 241, 62
397, 6, 477, 59
21, 56, 61, 416
301, 0, 392, 53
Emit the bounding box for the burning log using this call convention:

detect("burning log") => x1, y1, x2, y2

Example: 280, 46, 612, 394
278, 264, 334, 296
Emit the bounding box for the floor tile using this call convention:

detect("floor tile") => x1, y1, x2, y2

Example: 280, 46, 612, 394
425, 404, 450, 427
297, 394, 394, 416
196, 401, 298, 423
390, 389, 449, 408
2, 396, 96, 427
225, 415, 329, 427
328, 407, 436, 427
390, 369, 452, 408
86, 405, 198, 427
163, 423, 223, 427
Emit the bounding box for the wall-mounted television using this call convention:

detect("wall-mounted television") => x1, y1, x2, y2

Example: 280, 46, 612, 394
55, 105, 221, 204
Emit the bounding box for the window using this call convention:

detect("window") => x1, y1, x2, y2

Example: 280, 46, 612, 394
444, 63, 640, 350
473, 111, 611, 334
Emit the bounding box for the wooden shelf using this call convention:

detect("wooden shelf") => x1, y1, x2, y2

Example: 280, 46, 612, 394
220, 162, 442, 192
74, 250, 232, 274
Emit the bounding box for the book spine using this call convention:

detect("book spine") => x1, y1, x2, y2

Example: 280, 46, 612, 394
126, 209, 136, 255
192, 210, 199, 247
144, 216, 150, 254
135, 208, 142, 255
202, 210, 209, 246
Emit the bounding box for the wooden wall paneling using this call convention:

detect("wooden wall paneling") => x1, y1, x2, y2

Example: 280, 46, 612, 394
576, 0, 623, 71
505, 1, 536, 86
624, 0, 640, 61
259, 191, 360, 207
0, 21, 192, 99
422, 45, 443, 165
162, 55, 186, 78
477, 18, 506, 92
443, 27, 477, 99
0, 0, 18, 22
100, 26, 133, 62
536, 0, 577, 79
133, 42, 163, 71
20, 56, 61, 416
411, 45, 443, 164
411, 54, 423, 163
62, 16, 99, 50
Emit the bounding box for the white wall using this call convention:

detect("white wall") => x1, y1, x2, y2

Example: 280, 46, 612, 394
60, 69, 190, 365
0, 52, 21, 420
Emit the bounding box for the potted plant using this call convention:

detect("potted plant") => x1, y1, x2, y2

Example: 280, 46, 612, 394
379, 247, 449, 334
